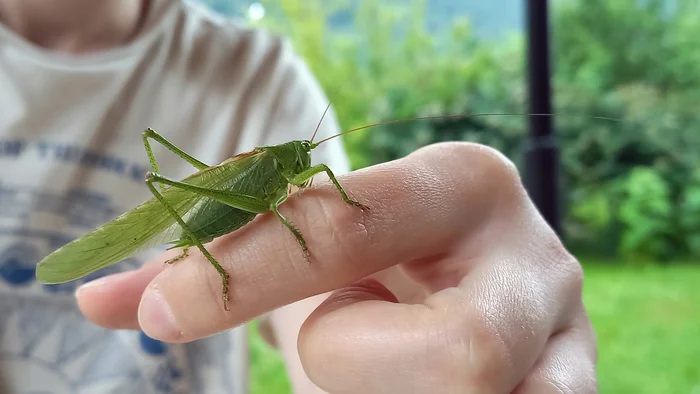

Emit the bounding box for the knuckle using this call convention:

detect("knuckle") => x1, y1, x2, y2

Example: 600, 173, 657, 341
576, 371, 599, 394
531, 235, 585, 301
411, 142, 526, 227
461, 318, 512, 389
421, 141, 522, 184
430, 295, 514, 392
565, 256, 585, 296
520, 377, 596, 394
513, 349, 598, 394
550, 243, 585, 298
544, 361, 598, 394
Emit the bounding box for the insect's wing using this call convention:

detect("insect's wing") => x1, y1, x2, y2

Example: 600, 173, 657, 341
35, 151, 265, 284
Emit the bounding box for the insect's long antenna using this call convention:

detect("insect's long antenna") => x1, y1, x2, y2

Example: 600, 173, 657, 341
310, 101, 333, 143
312, 112, 622, 147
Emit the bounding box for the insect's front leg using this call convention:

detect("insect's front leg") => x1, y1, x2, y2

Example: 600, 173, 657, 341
287, 164, 369, 211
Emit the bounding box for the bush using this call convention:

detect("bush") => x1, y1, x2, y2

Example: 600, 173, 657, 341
251, 0, 700, 262
679, 171, 700, 255
618, 168, 673, 262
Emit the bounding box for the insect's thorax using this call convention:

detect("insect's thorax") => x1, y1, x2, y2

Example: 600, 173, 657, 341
173, 144, 312, 247
170, 162, 271, 247
266, 140, 313, 178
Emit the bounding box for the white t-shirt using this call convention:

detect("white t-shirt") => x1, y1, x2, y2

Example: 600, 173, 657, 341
0, 1, 350, 393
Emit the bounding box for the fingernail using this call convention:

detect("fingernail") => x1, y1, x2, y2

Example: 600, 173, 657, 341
138, 287, 182, 341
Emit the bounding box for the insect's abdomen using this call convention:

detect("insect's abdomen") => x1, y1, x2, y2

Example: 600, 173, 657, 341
181, 201, 257, 245
170, 153, 287, 248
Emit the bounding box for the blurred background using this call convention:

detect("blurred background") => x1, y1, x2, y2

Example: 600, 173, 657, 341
193, 0, 699, 393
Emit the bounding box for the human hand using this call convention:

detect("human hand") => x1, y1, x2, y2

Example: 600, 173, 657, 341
76, 142, 597, 394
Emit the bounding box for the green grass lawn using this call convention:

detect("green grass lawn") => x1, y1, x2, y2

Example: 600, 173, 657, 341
248, 263, 700, 394
248, 319, 292, 394
582, 263, 700, 394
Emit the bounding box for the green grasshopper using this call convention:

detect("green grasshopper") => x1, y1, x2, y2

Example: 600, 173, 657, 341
34, 107, 616, 310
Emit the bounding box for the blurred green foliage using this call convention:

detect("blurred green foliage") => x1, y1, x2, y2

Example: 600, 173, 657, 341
248, 320, 292, 394
238, 2, 700, 393
582, 262, 700, 394
618, 168, 674, 261
250, 0, 700, 263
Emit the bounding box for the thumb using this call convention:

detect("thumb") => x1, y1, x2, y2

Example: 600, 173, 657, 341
298, 278, 433, 394
312, 277, 401, 309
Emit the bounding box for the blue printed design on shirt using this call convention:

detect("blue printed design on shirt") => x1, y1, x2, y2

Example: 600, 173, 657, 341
0, 242, 39, 285
0, 138, 239, 393
141, 333, 168, 356
0, 182, 193, 393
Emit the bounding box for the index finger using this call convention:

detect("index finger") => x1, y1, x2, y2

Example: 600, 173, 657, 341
132, 142, 525, 342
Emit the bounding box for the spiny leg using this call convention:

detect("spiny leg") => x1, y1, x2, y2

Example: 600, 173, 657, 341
145, 179, 232, 311
142, 128, 210, 170
148, 172, 311, 262
164, 247, 190, 265
288, 164, 369, 210
142, 128, 210, 192
145, 172, 269, 214
270, 193, 310, 262
143, 171, 272, 310
296, 177, 313, 198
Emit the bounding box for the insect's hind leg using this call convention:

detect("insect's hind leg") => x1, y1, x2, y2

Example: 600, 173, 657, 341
144, 178, 232, 311
142, 128, 210, 191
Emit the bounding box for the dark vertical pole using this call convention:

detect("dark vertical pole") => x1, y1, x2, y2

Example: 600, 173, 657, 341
525, 0, 562, 236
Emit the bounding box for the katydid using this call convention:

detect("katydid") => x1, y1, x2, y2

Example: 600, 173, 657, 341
34, 107, 618, 311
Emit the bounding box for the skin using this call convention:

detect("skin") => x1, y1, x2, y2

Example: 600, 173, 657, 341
0, 0, 148, 53
77, 142, 598, 394
3, 1, 598, 392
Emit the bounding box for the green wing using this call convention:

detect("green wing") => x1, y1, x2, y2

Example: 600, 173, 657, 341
35, 151, 264, 284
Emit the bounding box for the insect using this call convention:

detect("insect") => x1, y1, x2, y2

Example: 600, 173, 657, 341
34, 106, 618, 311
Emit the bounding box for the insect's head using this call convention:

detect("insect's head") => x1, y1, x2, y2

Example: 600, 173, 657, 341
281, 140, 312, 172
300, 140, 319, 151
